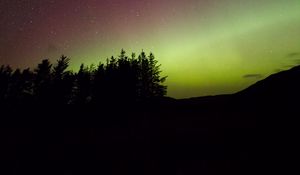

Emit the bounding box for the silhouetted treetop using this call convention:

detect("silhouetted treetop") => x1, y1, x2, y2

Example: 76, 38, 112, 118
0, 50, 167, 105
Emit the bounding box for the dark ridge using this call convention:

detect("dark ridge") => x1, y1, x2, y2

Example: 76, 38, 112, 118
236, 65, 300, 98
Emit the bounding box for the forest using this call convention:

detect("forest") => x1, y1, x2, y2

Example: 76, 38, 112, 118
0, 50, 167, 106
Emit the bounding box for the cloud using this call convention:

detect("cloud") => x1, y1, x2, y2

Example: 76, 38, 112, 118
243, 74, 263, 79
283, 60, 300, 68
293, 59, 300, 65
274, 69, 282, 73
286, 52, 300, 58
283, 65, 297, 69
282, 52, 300, 68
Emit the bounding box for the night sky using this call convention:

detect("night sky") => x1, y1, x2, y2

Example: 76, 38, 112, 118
1, 0, 300, 98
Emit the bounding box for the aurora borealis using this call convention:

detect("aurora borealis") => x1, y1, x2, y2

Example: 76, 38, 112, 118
1, 0, 300, 98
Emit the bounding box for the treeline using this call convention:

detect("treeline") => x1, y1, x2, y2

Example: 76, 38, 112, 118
0, 50, 167, 106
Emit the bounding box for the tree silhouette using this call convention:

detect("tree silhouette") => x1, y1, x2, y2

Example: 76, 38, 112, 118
137, 51, 167, 100
73, 64, 92, 104
34, 59, 52, 104
92, 62, 106, 104
0, 50, 168, 106
147, 53, 167, 97
0, 65, 12, 104
6, 68, 34, 104
21, 68, 34, 102
51, 55, 74, 105
53, 55, 70, 80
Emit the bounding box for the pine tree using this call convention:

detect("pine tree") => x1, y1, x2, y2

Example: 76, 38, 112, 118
51, 55, 74, 104
0, 65, 13, 103
21, 68, 34, 101
0, 50, 168, 105
7, 68, 22, 103
73, 64, 92, 104
34, 59, 52, 104
136, 51, 167, 100
117, 49, 136, 102
53, 55, 70, 80
148, 53, 167, 97
92, 62, 105, 104
7, 68, 34, 104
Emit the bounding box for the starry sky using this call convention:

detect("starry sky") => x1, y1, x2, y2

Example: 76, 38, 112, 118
1, 0, 300, 98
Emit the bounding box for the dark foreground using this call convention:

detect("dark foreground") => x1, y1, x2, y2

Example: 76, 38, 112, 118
1, 54, 300, 174
1, 94, 297, 175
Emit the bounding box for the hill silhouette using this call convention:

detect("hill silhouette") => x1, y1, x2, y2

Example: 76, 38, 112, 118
236, 65, 300, 109
239, 65, 300, 96
177, 65, 300, 110
171, 65, 300, 174
1, 58, 299, 174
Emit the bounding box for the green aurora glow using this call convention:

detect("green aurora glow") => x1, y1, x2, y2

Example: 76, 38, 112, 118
1, 0, 300, 98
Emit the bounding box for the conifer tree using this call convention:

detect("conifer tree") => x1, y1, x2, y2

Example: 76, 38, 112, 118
52, 55, 74, 104
0, 65, 13, 103
34, 59, 52, 104
73, 64, 92, 104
